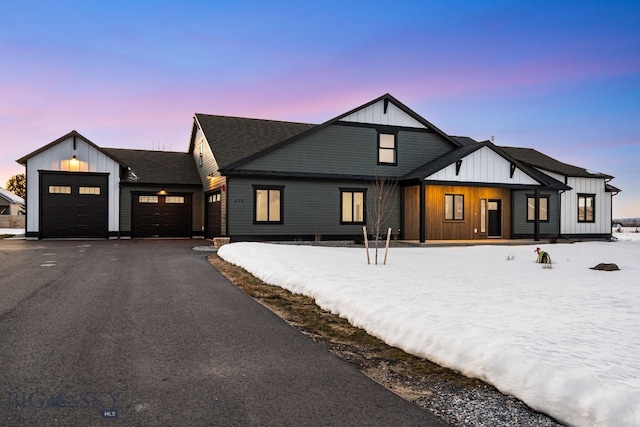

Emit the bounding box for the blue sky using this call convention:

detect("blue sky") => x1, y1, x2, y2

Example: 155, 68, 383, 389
2, 0, 639, 217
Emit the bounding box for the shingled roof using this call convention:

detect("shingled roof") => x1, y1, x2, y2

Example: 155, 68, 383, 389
193, 114, 314, 170
500, 146, 614, 179
103, 148, 202, 186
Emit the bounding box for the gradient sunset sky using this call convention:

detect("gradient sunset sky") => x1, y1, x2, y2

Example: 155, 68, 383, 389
2, 1, 639, 217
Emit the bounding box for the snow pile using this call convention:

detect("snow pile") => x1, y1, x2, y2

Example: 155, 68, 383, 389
218, 241, 640, 426
614, 227, 640, 242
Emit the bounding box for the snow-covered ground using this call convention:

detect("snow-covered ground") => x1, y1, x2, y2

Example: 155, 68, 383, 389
218, 235, 640, 427
0, 228, 24, 236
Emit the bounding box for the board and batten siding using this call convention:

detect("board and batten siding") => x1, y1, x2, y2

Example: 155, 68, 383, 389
24, 136, 121, 234
425, 146, 539, 186
340, 99, 427, 128
511, 190, 560, 238
119, 185, 204, 235
560, 177, 612, 236
236, 125, 453, 178
227, 176, 400, 239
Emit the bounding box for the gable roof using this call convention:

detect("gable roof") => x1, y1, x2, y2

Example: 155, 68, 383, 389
0, 187, 25, 205
16, 130, 127, 167
500, 146, 614, 179
192, 115, 314, 170
402, 140, 570, 190
103, 148, 202, 186
197, 94, 462, 173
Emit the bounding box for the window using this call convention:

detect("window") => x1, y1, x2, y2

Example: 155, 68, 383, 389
49, 186, 71, 194
378, 133, 396, 165
79, 186, 101, 195
139, 196, 158, 203
165, 196, 185, 204
198, 141, 203, 166
578, 194, 595, 222
209, 193, 221, 203
254, 186, 283, 223
527, 196, 549, 221
444, 194, 464, 220
341, 189, 366, 224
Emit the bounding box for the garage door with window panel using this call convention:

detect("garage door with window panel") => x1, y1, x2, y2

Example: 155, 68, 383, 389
40, 172, 109, 238
132, 193, 192, 237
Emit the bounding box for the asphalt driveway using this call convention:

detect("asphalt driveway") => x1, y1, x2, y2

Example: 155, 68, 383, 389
0, 239, 448, 426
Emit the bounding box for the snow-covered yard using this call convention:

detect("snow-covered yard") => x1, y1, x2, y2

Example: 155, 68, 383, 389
218, 234, 640, 427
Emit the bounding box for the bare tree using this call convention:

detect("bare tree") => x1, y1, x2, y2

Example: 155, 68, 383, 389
367, 171, 398, 265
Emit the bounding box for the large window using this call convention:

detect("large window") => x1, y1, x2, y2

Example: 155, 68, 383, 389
341, 189, 366, 224
444, 194, 464, 220
254, 186, 283, 223
378, 133, 396, 165
578, 194, 595, 223
527, 196, 549, 221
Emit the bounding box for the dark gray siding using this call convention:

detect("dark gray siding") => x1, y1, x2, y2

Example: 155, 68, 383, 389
119, 184, 204, 236
237, 125, 454, 178
227, 176, 400, 239
511, 190, 560, 237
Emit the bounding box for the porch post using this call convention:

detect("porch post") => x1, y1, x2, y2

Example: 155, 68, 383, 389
419, 181, 426, 243
534, 188, 540, 242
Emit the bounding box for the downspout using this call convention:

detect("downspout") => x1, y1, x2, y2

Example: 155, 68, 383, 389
419, 180, 426, 243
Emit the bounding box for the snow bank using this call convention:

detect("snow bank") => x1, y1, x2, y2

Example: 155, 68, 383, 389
218, 241, 640, 426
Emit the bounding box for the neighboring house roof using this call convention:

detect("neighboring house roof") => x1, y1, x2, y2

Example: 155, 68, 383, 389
16, 130, 127, 167
192, 114, 314, 170
0, 187, 25, 205
103, 148, 202, 186
500, 146, 614, 179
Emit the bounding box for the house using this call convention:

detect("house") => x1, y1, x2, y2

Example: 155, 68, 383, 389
192, 94, 618, 242
17, 94, 619, 241
0, 187, 25, 216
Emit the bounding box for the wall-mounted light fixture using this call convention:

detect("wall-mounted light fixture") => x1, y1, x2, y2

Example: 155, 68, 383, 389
158, 188, 167, 195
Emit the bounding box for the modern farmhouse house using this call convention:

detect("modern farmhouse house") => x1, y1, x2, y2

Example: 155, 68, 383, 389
17, 94, 619, 241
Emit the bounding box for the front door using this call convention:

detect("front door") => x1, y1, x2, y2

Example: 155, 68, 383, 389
488, 200, 502, 238
206, 191, 222, 238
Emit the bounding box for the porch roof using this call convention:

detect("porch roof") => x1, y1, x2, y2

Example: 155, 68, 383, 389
401, 140, 571, 190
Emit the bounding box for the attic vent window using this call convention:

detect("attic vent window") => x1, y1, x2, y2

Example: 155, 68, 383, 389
199, 142, 203, 166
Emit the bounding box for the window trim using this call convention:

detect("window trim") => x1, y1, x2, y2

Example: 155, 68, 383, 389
444, 194, 464, 221
526, 195, 550, 222
340, 188, 367, 225
377, 132, 397, 166
577, 193, 596, 223
253, 185, 284, 224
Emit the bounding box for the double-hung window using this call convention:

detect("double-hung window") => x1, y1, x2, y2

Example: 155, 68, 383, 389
444, 194, 464, 220
577, 194, 595, 223
378, 133, 396, 165
254, 186, 283, 223
341, 189, 366, 224
527, 196, 549, 221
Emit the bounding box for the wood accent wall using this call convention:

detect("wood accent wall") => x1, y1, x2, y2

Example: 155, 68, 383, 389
402, 184, 512, 241
402, 186, 420, 240
426, 185, 511, 240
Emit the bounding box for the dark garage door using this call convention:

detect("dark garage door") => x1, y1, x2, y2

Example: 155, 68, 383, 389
132, 193, 192, 237
40, 172, 109, 238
